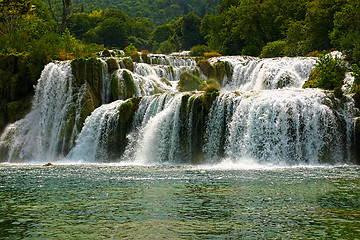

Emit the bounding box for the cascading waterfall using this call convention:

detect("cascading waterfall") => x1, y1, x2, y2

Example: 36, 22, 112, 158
214, 56, 316, 90
0, 62, 75, 162
0, 53, 358, 165
205, 90, 354, 165
67, 100, 124, 162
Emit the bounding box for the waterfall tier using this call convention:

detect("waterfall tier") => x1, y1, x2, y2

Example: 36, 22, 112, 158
0, 55, 358, 165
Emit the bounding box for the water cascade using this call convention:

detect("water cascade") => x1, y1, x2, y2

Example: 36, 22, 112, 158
0, 54, 358, 165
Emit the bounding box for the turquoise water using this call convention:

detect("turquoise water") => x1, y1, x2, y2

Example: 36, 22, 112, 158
0, 164, 359, 239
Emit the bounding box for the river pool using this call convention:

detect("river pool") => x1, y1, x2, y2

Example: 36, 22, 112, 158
0, 163, 359, 239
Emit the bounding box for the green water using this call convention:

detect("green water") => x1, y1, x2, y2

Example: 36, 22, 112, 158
0, 164, 359, 239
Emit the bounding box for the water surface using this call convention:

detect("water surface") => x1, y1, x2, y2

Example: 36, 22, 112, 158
1, 164, 359, 239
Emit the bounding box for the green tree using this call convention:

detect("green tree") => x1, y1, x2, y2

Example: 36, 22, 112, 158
331, 0, 360, 64
180, 13, 204, 50
153, 24, 173, 44
96, 17, 128, 48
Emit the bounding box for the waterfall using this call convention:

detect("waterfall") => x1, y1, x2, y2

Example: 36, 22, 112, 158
0, 62, 75, 162
0, 54, 358, 165
213, 56, 316, 90
205, 90, 354, 165
67, 100, 124, 162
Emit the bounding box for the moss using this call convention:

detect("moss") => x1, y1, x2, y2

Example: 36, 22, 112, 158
131, 52, 141, 63
141, 53, 150, 64
197, 59, 214, 78
180, 94, 190, 117
213, 61, 226, 84
224, 61, 232, 79
203, 85, 220, 111
118, 97, 140, 124
160, 77, 172, 86
303, 52, 347, 90
71, 57, 103, 99
106, 58, 119, 73
303, 69, 321, 89
123, 70, 136, 98
178, 72, 207, 92
206, 79, 220, 90
334, 87, 344, 99
102, 50, 111, 57
122, 58, 134, 72
6, 94, 33, 123
111, 70, 136, 100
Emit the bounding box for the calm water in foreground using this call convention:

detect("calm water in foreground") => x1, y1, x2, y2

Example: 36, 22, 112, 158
0, 163, 359, 239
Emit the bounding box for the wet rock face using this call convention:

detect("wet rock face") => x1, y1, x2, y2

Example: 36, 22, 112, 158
0, 54, 37, 132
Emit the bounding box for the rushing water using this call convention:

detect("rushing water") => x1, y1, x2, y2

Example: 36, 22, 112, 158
0, 164, 359, 239
0, 54, 359, 238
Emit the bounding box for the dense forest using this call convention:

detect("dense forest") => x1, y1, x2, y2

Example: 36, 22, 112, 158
1, 0, 360, 61
0, 0, 360, 93
71, 0, 222, 25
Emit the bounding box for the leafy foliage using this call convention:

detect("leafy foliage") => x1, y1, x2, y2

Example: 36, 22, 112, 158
303, 52, 347, 90
71, 0, 222, 25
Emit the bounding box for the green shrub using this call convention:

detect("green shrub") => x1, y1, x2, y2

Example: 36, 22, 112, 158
333, 87, 344, 99
303, 52, 347, 90
158, 40, 175, 54
190, 45, 212, 56
241, 45, 261, 57
260, 40, 286, 58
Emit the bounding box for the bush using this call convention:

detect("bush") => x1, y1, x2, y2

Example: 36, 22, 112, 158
241, 45, 261, 57
158, 40, 175, 54
303, 51, 347, 90
260, 40, 286, 58
190, 45, 212, 57
352, 64, 360, 91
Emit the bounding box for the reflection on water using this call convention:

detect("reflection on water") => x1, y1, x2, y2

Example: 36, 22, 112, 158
0, 164, 359, 239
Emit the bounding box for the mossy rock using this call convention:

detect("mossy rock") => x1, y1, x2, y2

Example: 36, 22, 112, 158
131, 53, 141, 63
106, 58, 119, 73
206, 79, 220, 90
333, 87, 344, 99
160, 77, 172, 86
71, 58, 103, 99
122, 58, 134, 72
0, 53, 36, 132
178, 72, 207, 92
141, 53, 150, 64
0, 106, 6, 132
111, 70, 136, 100
118, 97, 140, 124
213, 61, 226, 84
203, 86, 220, 111
6, 99, 31, 123
0, 53, 33, 101
102, 50, 111, 57
180, 94, 190, 117
197, 59, 214, 78
224, 61, 231, 79
353, 89, 360, 109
